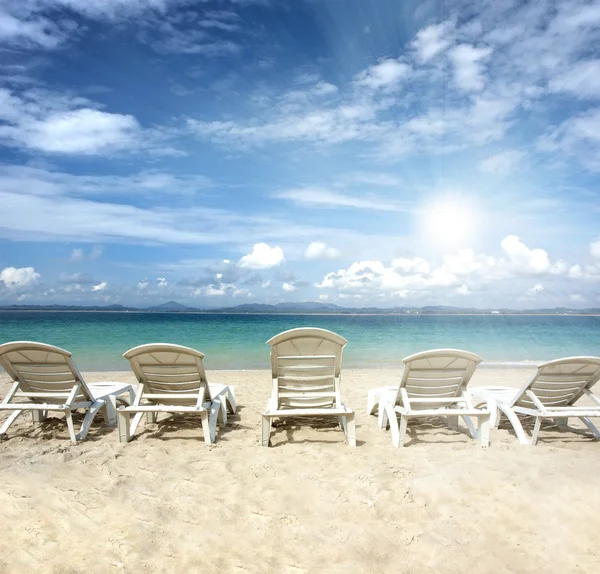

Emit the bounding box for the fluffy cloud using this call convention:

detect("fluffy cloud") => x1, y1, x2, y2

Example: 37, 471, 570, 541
412, 21, 453, 62
354, 58, 411, 89
282, 282, 296, 292
238, 243, 284, 269
305, 242, 340, 260
157, 277, 168, 287
317, 236, 584, 300
590, 238, 600, 258
137, 279, 149, 290
0, 266, 40, 288
0, 89, 144, 155
500, 235, 551, 274
91, 281, 107, 291
448, 44, 493, 92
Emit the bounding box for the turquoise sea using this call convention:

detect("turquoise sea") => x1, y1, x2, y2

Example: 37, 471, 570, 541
1, 311, 600, 371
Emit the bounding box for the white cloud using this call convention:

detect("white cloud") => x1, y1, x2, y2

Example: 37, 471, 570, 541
274, 187, 404, 212
500, 235, 550, 273
448, 44, 493, 91
282, 282, 296, 292
137, 279, 149, 291
549, 59, 600, 99
238, 243, 284, 269
157, 277, 168, 287
316, 236, 584, 301
0, 266, 40, 288
538, 108, 600, 171
319, 293, 329, 301
305, 242, 340, 260
354, 58, 411, 89
91, 281, 107, 291
591, 239, 600, 258
570, 294, 585, 302
412, 21, 453, 62
0, 89, 145, 155
479, 150, 525, 174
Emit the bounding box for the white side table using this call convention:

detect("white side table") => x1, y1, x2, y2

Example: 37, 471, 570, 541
88, 382, 135, 427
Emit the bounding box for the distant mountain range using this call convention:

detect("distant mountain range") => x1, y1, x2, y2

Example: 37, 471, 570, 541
1, 301, 599, 315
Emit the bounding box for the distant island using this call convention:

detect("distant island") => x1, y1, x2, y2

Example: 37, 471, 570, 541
0, 300, 599, 315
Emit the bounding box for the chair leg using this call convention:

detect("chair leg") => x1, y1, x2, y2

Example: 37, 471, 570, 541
225, 388, 236, 414
219, 400, 228, 425
32, 410, 47, 424
378, 399, 389, 429
396, 416, 408, 448
498, 405, 532, 445
103, 396, 118, 427
262, 415, 272, 447
555, 417, 569, 430
77, 400, 105, 441
580, 417, 600, 439
338, 415, 347, 434
478, 415, 490, 447
65, 409, 77, 444
461, 415, 478, 439
200, 410, 213, 444
531, 417, 542, 446
0, 409, 24, 437
447, 415, 459, 431
118, 410, 132, 443
208, 401, 220, 442
345, 413, 356, 447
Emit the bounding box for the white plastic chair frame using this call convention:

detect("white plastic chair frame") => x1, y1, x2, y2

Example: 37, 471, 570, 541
0, 341, 109, 443
262, 328, 356, 447
481, 356, 600, 445
379, 349, 490, 447
117, 343, 235, 444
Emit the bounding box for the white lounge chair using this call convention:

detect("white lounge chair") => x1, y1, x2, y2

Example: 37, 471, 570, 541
0, 341, 134, 443
117, 343, 236, 444
262, 328, 356, 447
471, 356, 600, 445
375, 349, 490, 447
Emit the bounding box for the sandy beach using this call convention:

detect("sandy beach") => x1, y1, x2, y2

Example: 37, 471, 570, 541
1, 366, 599, 573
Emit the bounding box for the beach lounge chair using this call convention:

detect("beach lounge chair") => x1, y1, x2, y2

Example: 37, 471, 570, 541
262, 328, 356, 447
117, 343, 236, 444
0, 341, 134, 443
374, 349, 490, 447
471, 356, 600, 445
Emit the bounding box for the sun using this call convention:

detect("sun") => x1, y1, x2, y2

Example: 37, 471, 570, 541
417, 196, 482, 250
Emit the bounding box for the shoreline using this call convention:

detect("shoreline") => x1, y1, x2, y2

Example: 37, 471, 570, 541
55, 361, 547, 374
1, 309, 600, 316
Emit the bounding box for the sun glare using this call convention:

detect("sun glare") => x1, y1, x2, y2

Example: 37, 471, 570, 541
418, 196, 481, 250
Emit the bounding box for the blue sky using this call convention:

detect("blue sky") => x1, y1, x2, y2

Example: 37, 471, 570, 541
0, 0, 600, 309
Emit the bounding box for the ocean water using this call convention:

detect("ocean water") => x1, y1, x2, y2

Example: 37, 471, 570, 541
1, 311, 600, 371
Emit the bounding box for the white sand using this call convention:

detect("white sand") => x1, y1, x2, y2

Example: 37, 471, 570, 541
1, 367, 600, 573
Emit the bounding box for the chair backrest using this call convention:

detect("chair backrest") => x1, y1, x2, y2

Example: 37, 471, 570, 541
396, 349, 483, 408
266, 328, 347, 410
511, 356, 600, 409
123, 343, 211, 406
0, 341, 93, 403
